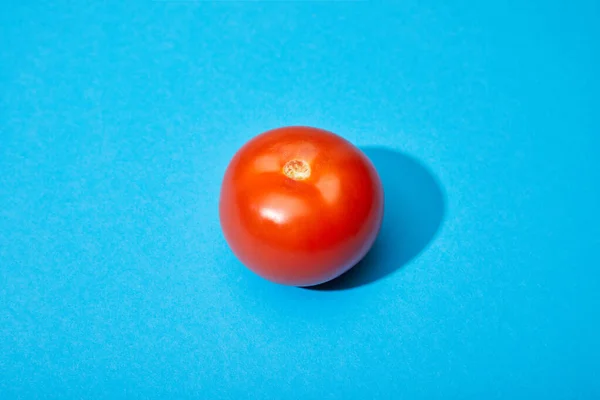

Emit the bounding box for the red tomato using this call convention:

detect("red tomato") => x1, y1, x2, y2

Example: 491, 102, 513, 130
219, 126, 384, 287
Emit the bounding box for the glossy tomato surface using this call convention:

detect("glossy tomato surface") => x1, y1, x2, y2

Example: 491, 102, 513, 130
219, 126, 384, 287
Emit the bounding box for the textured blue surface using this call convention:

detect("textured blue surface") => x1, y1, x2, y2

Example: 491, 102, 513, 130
1, 1, 599, 398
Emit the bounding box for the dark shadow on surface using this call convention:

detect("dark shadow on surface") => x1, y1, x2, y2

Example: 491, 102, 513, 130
310, 147, 446, 290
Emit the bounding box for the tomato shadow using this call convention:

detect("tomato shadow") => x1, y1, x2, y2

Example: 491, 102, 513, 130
309, 146, 446, 291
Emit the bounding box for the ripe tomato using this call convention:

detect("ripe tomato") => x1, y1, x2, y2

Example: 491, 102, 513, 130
219, 126, 384, 287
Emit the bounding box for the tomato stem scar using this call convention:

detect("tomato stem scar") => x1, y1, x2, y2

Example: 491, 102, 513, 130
283, 159, 311, 180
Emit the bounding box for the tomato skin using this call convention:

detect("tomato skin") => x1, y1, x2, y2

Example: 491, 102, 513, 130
219, 126, 384, 287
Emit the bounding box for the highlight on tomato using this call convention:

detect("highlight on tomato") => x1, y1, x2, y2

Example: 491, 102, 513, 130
219, 126, 384, 287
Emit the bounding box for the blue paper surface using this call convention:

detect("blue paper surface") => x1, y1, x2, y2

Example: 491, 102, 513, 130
1, 1, 599, 398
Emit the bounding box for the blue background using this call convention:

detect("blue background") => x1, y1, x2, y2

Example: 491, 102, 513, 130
1, 1, 599, 398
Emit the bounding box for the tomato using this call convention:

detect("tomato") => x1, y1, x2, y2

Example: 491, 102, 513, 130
219, 126, 384, 287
